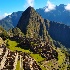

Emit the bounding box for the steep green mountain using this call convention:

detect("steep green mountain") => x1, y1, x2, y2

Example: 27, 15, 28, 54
1, 4, 70, 30
0, 5, 70, 48
0, 11, 23, 30
17, 6, 49, 41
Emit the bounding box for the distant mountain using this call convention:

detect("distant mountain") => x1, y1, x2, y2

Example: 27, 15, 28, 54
0, 11, 23, 30
36, 4, 70, 26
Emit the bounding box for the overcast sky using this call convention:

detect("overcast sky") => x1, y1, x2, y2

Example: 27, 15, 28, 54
0, 0, 70, 19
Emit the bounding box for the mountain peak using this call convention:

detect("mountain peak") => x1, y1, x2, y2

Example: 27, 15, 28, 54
17, 7, 48, 39
59, 4, 66, 7
27, 6, 34, 9
26, 6, 34, 10
23, 6, 35, 15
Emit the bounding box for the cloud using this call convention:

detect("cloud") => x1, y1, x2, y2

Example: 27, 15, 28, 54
65, 4, 70, 11
4, 13, 12, 17
45, 0, 56, 12
0, 13, 12, 20
24, 0, 34, 8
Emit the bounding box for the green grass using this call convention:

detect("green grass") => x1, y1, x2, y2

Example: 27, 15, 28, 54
16, 60, 20, 70
57, 48, 68, 70
30, 53, 46, 70
40, 66, 47, 70
7, 39, 30, 53
57, 48, 65, 65
6, 39, 46, 70
30, 53, 45, 62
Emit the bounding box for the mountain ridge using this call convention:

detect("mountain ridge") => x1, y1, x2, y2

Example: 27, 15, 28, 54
0, 11, 23, 30
36, 4, 70, 26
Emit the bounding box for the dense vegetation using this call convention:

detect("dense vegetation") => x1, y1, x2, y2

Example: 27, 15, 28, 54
0, 26, 9, 40
8, 27, 24, 37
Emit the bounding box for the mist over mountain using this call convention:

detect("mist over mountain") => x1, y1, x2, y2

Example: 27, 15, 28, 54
36, 4, 70, 26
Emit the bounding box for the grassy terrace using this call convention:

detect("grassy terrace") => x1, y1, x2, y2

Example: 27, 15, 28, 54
6, 39, 30, 53
5, 39, 67, 70
30, 53, 46, 70
57, 48, 65, 65
6, 39, 46, 70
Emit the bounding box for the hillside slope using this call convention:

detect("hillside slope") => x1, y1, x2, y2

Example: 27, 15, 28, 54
47, 21, 70, 48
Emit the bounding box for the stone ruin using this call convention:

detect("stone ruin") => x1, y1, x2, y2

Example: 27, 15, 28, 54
17, 37, 58, 60
0, 44, 42, 70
